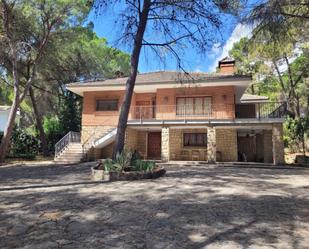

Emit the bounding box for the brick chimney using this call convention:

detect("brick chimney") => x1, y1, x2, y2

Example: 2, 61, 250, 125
218, 57, 235, 74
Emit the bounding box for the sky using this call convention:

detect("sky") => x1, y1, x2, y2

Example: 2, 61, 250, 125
89, 3, 254, 73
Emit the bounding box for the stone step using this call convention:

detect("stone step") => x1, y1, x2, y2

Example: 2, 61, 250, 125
54, 157, 83, 162
53, 160, 81, 164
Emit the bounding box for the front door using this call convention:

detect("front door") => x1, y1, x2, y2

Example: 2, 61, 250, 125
147, 132, 161, 159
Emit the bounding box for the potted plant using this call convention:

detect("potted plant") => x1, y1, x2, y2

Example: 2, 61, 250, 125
91, 160, 104, 181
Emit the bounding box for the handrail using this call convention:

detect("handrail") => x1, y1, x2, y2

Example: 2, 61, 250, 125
129, 104, 234, 120
55, 131, 81, 157
259, 102, 287, 118
129, 102, 287, 121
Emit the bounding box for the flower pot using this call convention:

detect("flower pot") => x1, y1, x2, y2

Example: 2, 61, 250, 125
103, 171, 110, 182
91, 166, 104, 181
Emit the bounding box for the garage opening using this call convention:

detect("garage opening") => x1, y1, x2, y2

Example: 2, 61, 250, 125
237, 129, 272, 163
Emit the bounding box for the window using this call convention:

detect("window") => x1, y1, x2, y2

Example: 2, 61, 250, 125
176, 96, 212, 115
96, 99, 118, 111
183, 133, 207, 147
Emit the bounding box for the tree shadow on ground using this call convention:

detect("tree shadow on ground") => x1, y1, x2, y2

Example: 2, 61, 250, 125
0, 165, 309, 248
0, 162, 95, 188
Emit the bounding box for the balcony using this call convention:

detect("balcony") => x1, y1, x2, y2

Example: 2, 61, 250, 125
128, 102, 287, 124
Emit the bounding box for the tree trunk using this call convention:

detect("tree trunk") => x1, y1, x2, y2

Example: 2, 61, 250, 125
0, 92, 19, 162
302, 134, 306, 157
29, 86, 49, 156
112, 0, 151, 159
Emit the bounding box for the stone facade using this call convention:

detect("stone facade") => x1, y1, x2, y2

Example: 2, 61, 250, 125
161, 127, 170, 161
81, 125, 116, 160
272, 124, 285, 165
169, 128, 208, 161
101, 142, 114, 159
124, 128, 147, 159
207, 127, 216, 163
216, 129, 237, 162
263, 130, 273, 163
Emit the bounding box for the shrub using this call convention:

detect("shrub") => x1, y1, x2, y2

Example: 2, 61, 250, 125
132, 159, 155, 172
9, 127, 39, 158
113, 149, 132, 171
104, 159, 117, 172
43, 116, 63, 152
103, 150, 155, 172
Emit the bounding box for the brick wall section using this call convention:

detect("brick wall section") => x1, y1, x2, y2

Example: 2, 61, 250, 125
216, 129, 237, 162
219, 64, 235, 74
263, 130, 273, 163
156, 86, 235, 120
81, 86, 236, 127
82, 91, 126, 126
207, 127, 216, 163
161, 127, 169, 161
272, 124, 285, 165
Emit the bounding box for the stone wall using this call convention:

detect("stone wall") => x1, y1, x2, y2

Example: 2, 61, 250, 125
124, 128, 138, 151
101, 142, 114, 159
161, 127, 170, 161
272, 124, 285, 165
82, 125, 116, 160
169, 128, 208, 161
207, 127, 216, 163
263, 130, 273, 163
216, 129, 237, 162
124, 128, 147, 159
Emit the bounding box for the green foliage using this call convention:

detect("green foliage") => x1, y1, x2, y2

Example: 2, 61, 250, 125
58, 91, 82, 133
103, 159, 115, 172
103, 150, 155, 172
131, 160, 155, 172
9, 127, 39, 157
113, 149, 133, 171
284, 116, 309, 152
43, 116, 63, 152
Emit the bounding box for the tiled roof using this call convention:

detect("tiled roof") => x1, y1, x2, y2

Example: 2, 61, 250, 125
67, 71, 251, 87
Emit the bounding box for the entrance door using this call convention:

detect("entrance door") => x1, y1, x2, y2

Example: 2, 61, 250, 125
147, 132, 161, 159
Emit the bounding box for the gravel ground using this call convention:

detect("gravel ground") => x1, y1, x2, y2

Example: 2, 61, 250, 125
0, 162, 308, 249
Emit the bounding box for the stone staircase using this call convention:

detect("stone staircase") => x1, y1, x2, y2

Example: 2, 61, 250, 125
54, 143, 84, 164
54, 131, 83, 164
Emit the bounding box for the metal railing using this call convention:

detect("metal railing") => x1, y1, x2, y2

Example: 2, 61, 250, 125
129, 104, 235, 121
129, 102, 287, 121
55, 131, 81, 157
259, 102, 287, 119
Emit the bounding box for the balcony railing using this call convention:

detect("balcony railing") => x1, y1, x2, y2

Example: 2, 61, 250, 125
258, 102, 287, 119
129, 104, 235, 120
129, 102, 287, 122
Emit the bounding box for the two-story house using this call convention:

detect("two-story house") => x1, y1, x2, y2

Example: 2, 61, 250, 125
57, 57, 286, 165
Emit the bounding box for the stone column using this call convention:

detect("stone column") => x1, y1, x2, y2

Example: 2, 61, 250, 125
161, 127, 170, 162
263, 130, 273, 163
207, 127, 216, 163
272, 124, 285, 165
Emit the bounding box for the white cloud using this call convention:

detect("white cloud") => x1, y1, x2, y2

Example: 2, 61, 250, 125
209, 23, 253, 72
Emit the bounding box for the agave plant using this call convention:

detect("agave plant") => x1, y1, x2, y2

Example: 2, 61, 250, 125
113, 149, 133, 172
